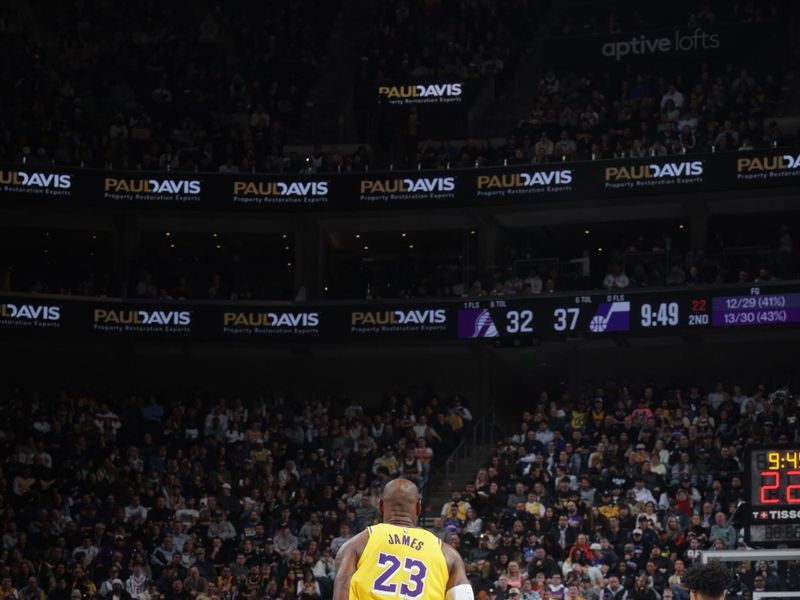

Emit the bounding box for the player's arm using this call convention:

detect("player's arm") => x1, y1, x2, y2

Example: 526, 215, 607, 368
333, 530, 369, 600
442, 542, 473, 600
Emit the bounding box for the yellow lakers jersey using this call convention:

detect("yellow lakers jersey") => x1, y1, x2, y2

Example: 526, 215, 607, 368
350, 523, 448, 600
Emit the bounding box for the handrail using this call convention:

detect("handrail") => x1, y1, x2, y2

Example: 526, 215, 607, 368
719, 244, 772, 256
5, 280, 797, 306
472, 406, 497, 448
4, 143, 798, 176
444, 406, 496, 480
443, 439, 466, 482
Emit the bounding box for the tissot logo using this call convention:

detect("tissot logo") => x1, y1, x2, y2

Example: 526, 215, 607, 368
104, 178, 201, 195
601, 29, 720, 61
0, 171, 71, 189
94, 309, 191, 326
753, 509, 800, 520
477, 171, 573, 188
737, 155, 800, 172
378, 84, 462, 99
0, 304, 61, 321
351, 310, 447, 326
604, 161, 703, 181
223, 312, 320, 328
232, 181, 328, 197
360, 177, 455, 194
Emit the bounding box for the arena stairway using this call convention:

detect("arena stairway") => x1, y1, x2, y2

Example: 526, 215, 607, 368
420, 441, 495, 528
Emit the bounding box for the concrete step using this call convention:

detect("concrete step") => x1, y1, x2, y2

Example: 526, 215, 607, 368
423, 443, 494, 511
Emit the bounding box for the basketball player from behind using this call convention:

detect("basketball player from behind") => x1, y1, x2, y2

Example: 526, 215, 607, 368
333, 478, 473, 600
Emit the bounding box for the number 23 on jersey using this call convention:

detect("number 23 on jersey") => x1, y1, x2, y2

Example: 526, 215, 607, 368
372, 553, 428, 598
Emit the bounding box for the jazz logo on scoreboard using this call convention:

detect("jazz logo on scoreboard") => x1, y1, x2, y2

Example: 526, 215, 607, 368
589, 301, 630, 333
458, 309, 499, 338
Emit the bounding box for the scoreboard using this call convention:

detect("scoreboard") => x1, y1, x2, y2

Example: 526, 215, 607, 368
745, 446, 800, 546
455, 287, 800, 339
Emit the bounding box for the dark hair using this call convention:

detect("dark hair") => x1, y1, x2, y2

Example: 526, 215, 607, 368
683, 563, 732, 597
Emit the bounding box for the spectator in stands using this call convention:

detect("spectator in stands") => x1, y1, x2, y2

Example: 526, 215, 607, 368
708, 513, 736, 549
554, 131, 577, 160
603, 264, 630, 289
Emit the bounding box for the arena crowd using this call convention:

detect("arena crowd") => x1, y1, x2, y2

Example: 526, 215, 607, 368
435, 382, 800, 600
1, 382, 799, 600
0, 389, 468, 600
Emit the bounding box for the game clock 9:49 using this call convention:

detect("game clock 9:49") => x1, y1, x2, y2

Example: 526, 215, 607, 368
751, 448, 800, 506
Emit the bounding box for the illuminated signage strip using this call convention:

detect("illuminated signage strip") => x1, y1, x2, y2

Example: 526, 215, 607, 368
543, 22, 785, 66
2, 150, 800, 211
1, 284, 799, 342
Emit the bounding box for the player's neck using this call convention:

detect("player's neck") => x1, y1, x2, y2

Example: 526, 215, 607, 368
384, 514, 418, 528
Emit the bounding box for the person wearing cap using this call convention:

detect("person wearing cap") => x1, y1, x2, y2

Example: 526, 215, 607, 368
597, 491, 619, 520
627, 527, 649, 564
579, 576, 599, 600
466, 534, 492, 578
206, 511, 236, 542
70, 591, 83, 600
105, 579, 132, 600
372, 446, 399, 477
217, 484, 241, 519
98, 569, 122, 597
273, 522, 299, 558
630, 477, 656, 505
663, 496, 689, 530
588, 541, 602, 556
508, 589, 521, 600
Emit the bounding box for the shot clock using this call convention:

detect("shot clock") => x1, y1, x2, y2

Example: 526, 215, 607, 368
745, 446, 800, 545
